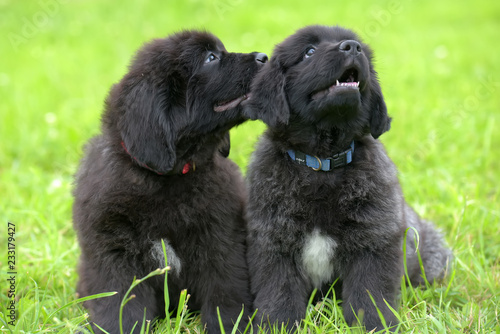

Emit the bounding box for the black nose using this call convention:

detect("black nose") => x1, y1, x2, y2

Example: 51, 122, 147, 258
339, 40, 362, 56
255, 53, 268, 63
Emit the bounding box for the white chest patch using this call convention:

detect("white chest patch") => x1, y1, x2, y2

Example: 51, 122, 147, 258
150, 240, 182, 277
302, 229, 337, 288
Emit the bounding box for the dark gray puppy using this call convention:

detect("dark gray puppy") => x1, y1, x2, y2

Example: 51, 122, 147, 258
244, 25, 452, 332
73, 30, 267, 333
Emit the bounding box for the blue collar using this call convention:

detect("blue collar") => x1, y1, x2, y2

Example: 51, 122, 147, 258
287, 141, 355, 171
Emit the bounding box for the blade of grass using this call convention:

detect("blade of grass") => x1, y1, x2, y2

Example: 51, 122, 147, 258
41, 291, 118, 328
161, 239, 171, 324
118, 268, 167, 334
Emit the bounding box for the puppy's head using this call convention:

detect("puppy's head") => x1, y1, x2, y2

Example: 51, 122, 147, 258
104, 30, 267, 174
245, 25, 390, 139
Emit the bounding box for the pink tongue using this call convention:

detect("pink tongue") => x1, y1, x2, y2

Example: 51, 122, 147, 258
213, 95, 247, 112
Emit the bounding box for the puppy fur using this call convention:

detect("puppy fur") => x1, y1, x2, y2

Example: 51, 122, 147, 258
244, 25, 452, 332
73, 30, 266, 333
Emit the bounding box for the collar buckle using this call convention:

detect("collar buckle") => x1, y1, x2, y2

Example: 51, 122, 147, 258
287, 141, 355, 172
327, 152, 348, 169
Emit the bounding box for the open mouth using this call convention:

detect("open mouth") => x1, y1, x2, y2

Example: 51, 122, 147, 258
311, 68, 360, 100
213, 94, 250, 112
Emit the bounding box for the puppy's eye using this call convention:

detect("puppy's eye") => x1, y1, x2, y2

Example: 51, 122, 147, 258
204, 53, 218, 64
304, 47, 316, 59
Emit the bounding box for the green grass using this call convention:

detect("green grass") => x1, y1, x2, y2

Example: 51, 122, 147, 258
1, 0, 499, 332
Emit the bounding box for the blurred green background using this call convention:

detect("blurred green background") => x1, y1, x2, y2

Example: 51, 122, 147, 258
1, 0, 499, 332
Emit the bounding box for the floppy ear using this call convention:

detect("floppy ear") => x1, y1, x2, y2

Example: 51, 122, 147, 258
117, 78, 177, 174
245, 57, 290, 127
368, 74, 391, 139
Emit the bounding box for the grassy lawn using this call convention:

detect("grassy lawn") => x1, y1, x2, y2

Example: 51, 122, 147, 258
1, 0, 499, 332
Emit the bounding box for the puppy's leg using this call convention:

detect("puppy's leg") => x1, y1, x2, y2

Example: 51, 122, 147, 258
250, 258, 310, 332
79, 260, 163, 334
202, 296, 250, 334
195, 254, 253, 334
89, 287, 160, 333
341, 247, 401, 332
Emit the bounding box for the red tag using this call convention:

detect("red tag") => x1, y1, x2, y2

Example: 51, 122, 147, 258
182, 163, 191, 174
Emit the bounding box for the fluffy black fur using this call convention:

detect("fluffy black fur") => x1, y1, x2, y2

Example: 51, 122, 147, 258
73, 30, 266, 333
244, 25, 452, 332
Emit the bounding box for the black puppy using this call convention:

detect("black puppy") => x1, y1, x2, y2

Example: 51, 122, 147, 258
73, 30, 267, 333
244, 25, 451, 332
